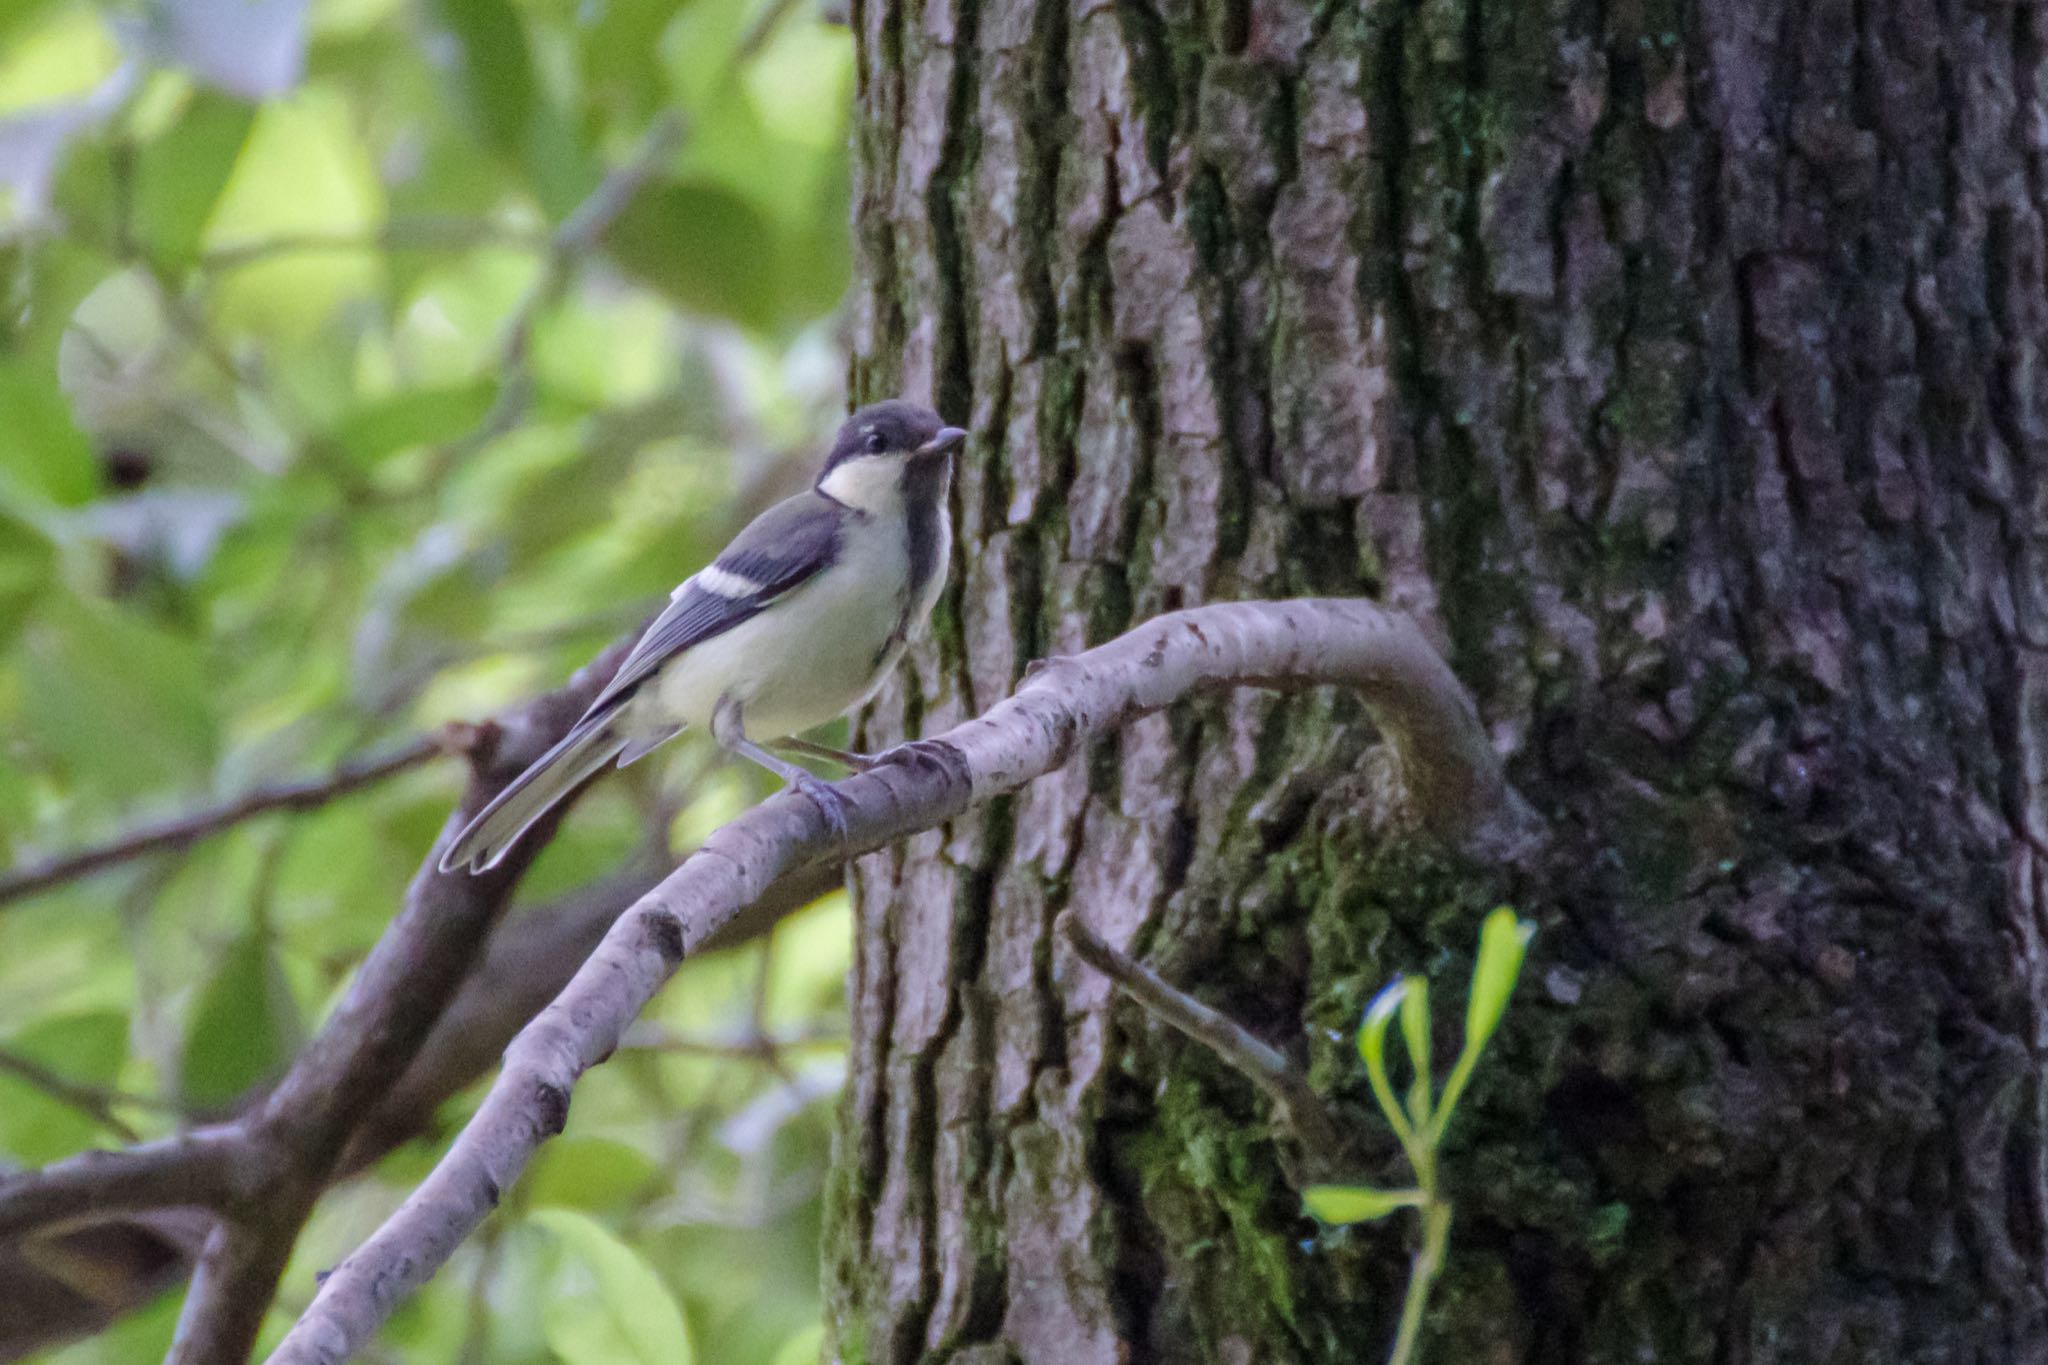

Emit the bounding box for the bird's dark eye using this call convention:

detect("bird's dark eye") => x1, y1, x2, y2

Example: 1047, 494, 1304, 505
865, 432, 886, 454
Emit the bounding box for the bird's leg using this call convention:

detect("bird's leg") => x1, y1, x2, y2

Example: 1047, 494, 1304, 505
770, 736, 880, 772
712, 696, 850, 842
775, 733, 965, 782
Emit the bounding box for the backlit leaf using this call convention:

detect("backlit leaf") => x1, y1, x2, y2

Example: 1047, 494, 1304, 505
1302, 1183, 1425, 1225
1464, 906, 1535, 1059
1399, 971, 1432, 1127
1357, 977, 1416, 1150
202, 90, 385, 339
534, 1207, 694, 1365
134, 89, 255, 269
0, 358, 97, 507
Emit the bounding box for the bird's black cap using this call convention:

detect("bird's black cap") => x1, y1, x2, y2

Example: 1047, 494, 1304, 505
820, 400, 963, 475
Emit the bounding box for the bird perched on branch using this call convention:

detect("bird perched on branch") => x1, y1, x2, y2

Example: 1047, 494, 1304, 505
441, 399, 967, 873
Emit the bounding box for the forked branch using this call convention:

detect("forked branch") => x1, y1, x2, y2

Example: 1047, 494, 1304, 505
270, 597, 1527, 1363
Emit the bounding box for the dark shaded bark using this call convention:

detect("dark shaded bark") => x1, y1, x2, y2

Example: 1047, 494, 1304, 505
830, 0, 2048, 1359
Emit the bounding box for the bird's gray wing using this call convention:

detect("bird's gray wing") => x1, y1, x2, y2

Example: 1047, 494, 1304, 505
585, 490, 842, 717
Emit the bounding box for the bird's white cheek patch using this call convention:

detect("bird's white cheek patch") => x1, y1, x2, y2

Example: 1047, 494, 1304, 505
817, 455, 902, 513
691, 565, 764, 599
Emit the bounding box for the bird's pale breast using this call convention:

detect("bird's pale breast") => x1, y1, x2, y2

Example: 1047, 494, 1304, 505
636, 510, 934, 740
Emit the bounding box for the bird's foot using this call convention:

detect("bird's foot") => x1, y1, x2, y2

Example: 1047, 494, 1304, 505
791, 771, 851, 843
873, 738, 965, 782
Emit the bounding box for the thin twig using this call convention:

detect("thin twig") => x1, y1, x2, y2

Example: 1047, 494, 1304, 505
269, 598, 1523, 1362
0, 738, 442, 910
1055, 911, 1348, 1158
0, 1049, 166, 1143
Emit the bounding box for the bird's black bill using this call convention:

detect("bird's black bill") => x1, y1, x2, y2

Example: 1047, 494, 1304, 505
914, 426, 968, 459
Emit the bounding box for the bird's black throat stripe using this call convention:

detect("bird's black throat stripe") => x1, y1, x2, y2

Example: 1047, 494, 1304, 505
870, 454, 950, 669
902, 455, 947, 597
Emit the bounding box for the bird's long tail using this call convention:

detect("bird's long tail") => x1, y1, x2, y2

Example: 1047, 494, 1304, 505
439, 718, 630, 874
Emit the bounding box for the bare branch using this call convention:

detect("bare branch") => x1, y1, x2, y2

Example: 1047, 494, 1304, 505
1054, 910, 1348, 1160
0, 738, 442, 910
168, 1220, 301, 1365
0, 1130, 249, 1240
270, 598, 1525, 1362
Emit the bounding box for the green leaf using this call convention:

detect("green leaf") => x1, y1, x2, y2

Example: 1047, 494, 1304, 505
202, 91, 385, 340
22, 597, 218, 792
0, 0, 63, 55
781, 158, 852, 322
582, 0, 690, 126
0, 4, 118, 111
533, 1207, 694, 1365
1302, 1183, 1425, 1225
1358, 977, 1415, 1149
329, 381, 497, 466
527, 1136, 662, 1214
431, 0, 538, 157
0, 359, 97, 507
0, 507, 55, 649
770, 1322, 826, 1365
0, 1010, 127, 1163
1399, 973, 1432, 1129
1464, 906, 1535, 1059
605, 179, 781, 330
1428, 908, 1538, 1145
180, 931, 302, 1108
135, 90, 255, 270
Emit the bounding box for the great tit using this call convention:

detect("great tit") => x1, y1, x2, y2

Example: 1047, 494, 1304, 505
440, 400, 967, 874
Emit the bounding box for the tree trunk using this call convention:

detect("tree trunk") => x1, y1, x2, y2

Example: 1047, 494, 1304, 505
828, 0, 2048, 1356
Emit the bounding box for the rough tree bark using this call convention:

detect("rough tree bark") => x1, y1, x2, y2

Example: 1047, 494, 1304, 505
833, 0, 2048, 1358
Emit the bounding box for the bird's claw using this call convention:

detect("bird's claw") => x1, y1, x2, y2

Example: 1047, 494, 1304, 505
874, 738, 963, 780
792, 772, 851, 843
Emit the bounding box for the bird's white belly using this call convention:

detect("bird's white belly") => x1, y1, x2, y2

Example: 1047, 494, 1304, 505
640, 545, 912, 740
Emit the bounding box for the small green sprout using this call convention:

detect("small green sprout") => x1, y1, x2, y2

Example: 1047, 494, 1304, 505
1303, 906, 1536, 1365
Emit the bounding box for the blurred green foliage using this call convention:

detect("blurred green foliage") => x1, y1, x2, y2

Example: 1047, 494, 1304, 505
0, 0, 860, 1358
